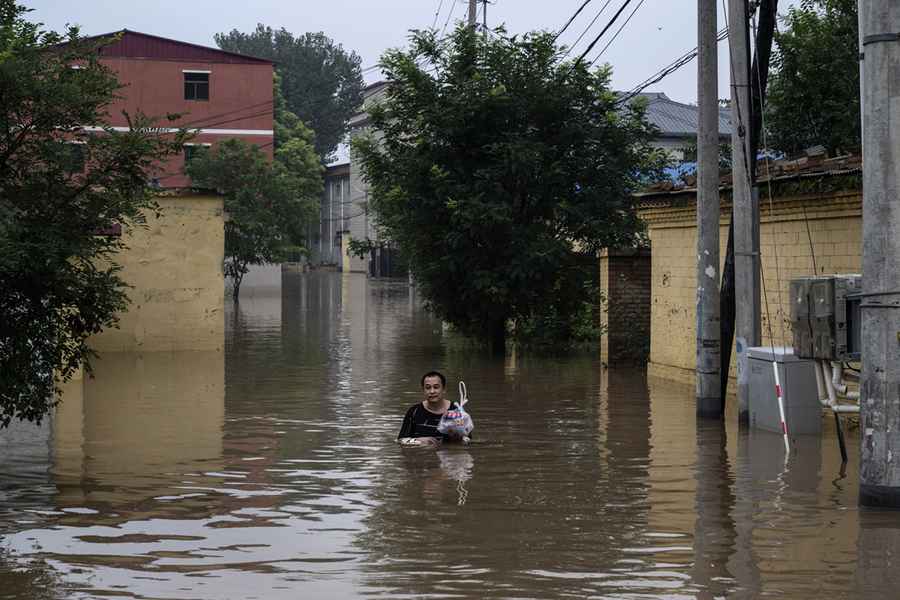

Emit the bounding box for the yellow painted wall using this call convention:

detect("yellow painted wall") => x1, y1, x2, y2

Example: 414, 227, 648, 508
52, 350, 224, 508
89, 193, 225, 353
640, 191, 862, 384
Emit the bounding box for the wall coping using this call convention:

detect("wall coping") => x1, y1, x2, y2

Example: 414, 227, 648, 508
639, 190, 861, 228
599, 247, 652, 259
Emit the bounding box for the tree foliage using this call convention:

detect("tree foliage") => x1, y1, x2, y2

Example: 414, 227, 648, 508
215, 25, 364, 161
353, 26, 665, 352
186, 116, 321, 301
766, 0, 859, 157
0, 2, 188, 426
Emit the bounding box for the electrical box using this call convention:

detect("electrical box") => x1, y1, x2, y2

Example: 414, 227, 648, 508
834, 274, 862, 360
748, 346, 821, 435
790, 274, 861, 361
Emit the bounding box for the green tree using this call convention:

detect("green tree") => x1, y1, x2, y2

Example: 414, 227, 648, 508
215, 25, 363, 161
353, 26, 665, 353
186, 135, 321, 301
0, 2, 188, 426
766, 0, 859, 157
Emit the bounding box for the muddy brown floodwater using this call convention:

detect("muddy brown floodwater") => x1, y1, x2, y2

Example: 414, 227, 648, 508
1, 272, 899, 599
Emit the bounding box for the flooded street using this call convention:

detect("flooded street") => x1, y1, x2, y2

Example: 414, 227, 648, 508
1, 272, 898, 599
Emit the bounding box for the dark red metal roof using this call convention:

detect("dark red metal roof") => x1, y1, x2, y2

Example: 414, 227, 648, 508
85, 30, 273, 65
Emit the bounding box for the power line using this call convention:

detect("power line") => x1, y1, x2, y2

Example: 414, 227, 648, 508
362, 1, 460, 78
181, 100, 271, 127
575, 0, 636, 64
589, 0, 646, 65
432, 0, 448, 29
191, 109, 272, 131
442, 0, 462, 36
555, 0, 595, 40
562, 0, 614, 59
616, 27, 729, 105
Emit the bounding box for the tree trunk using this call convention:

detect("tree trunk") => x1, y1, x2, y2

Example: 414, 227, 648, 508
232, 272, 244, 302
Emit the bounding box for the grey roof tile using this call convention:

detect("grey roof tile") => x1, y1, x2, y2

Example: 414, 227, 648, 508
631, 92, 731, 137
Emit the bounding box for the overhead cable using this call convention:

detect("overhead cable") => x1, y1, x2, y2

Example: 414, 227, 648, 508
432, 0, 448, 29
562, 0, 614, 59
555, 0, 595, 40
576, 0, 636, 64
589, 0, 647, 65
616, 27, 729, 105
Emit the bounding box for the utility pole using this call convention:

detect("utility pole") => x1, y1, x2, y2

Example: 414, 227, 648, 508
696, 0, 721, 417
468, 0, 478, 29
858, 0, 900, 509
728, 0, 759, 424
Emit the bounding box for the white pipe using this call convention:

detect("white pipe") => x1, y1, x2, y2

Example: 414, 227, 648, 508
822, 361, 840, 408
814, 360, 829, 406
821, 360, 861, 413
831, 361, 848, 395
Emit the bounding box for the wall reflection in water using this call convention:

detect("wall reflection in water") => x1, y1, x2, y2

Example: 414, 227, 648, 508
53, 351, 225, 511
646, 373, 866, 599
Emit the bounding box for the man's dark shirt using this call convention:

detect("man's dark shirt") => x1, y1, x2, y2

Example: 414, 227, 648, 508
398, 403, 447, 440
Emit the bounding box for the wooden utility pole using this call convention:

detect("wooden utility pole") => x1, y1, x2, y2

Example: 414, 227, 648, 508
696, 0, 721, 417
858, 0, 900, 509
468, 0, 478, 29
728, 0, 759, 424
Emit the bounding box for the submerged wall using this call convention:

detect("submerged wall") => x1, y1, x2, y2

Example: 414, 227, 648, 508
89, 193, 225, 353
638, 187, 862, 384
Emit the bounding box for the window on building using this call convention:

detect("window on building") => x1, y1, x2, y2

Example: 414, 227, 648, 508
184, 144, 210, 165
184, 71, 209, 101
60, 142, 86, 173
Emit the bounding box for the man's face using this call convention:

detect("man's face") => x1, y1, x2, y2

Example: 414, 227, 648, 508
422, 376, 445, 404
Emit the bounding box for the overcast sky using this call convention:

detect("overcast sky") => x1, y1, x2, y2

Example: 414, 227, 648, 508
24, 0, 799, 104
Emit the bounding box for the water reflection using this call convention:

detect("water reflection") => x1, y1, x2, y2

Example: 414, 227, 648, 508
691, 420, 737, 599
0, 272, 893, 599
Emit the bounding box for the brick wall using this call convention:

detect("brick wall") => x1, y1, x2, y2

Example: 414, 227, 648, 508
600, 248, 652, 364
638, 189, 862, 384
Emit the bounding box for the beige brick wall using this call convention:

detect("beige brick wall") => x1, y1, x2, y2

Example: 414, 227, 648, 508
89, 193, 225, 353
640, 190, 861, 383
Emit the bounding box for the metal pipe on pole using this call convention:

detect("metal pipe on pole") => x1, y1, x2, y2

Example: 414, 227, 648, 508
858, 0, 900, 509
696, 0, 722, 417
728, 0, 759, 424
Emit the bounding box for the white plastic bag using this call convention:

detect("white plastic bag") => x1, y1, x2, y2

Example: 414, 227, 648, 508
437, 381, 474, 438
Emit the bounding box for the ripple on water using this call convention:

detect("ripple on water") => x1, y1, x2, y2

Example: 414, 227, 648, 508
0, 273, 893, 599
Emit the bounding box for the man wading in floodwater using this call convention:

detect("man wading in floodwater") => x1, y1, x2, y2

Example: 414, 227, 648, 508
398, 371, 469, 447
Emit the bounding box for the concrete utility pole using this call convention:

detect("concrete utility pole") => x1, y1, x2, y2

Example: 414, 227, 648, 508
468, 0, 478, 29
696, 0, 722, 417
858, 0, 900, 509
728, 0, 759, 424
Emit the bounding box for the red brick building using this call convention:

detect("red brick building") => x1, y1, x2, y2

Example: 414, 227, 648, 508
84, 29, 274, 188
